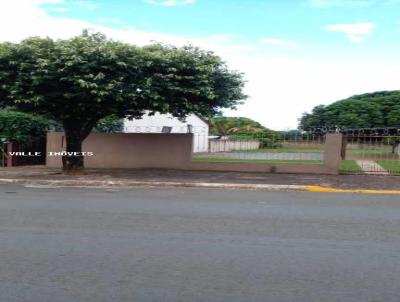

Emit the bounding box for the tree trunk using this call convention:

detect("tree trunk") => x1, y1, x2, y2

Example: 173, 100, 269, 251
62, 131, 85, 171
62, 121, 95, 172
62, 133, 84, 171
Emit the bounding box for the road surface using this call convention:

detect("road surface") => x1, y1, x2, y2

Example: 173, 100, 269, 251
1, 184, 399, 302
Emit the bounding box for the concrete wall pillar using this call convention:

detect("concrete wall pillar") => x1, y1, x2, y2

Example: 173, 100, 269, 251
324, 133, 343, 173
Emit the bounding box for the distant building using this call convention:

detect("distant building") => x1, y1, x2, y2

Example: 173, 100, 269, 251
123, 113, 209, 153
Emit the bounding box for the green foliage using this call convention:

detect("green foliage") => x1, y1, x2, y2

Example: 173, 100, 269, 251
210, 116, 281, 148
0, 31, 246, 122
278, 129, 302, 137
93, 115, 123, 133
300, 91, 400, 129
209, 116, 266, 135
0, 111, 50, 142
0, 30, 247, 169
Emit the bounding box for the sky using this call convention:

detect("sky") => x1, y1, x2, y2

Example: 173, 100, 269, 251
1, 0, 400, 130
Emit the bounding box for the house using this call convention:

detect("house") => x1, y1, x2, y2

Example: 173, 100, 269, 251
123, 113, 209, 153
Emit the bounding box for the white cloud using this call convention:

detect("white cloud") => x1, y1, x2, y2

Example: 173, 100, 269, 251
223, 55, 400, 130
325, 22, 375, 43
0, 1, 399, 130
144, 0, 196, 6
259, 38, 299, 48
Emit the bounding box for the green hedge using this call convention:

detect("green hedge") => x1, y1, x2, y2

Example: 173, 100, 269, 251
0, 111, 51, 142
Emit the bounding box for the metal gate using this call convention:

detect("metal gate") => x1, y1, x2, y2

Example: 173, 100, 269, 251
0, 142, 10, 167
342, 128, 400, 174
0, 138, 46, 167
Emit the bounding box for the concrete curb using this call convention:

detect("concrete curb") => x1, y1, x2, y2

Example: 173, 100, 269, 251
1, 178, 400, 195
306, 186, 400, 195
0, 178, 306, 191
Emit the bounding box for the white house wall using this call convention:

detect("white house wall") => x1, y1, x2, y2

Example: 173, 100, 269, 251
124, 113, 209, 153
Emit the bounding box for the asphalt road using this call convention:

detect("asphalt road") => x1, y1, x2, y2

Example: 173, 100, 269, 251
1, 185, 400, 302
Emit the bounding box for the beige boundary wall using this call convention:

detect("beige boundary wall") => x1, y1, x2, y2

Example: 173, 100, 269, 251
46, 132, 193, 169
46, 132, 343, 174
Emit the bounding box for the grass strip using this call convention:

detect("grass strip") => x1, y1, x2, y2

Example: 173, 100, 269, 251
376, 160, 400, 174
339, 160, 364, 174
192, 156, 323, 164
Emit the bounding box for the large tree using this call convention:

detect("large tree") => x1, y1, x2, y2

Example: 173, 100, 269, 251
0, 31, 246, 170
300, 91, 400, 130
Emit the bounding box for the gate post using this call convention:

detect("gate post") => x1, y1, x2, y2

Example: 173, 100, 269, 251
341, 135, 347, 160
6, 142, 18, 167
324, 133, 343, 173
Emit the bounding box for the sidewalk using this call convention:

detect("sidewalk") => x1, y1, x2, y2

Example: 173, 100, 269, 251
0, 166, 399, 192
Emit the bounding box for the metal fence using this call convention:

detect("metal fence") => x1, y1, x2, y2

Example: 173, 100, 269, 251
193, 133, 326, 164
342, 132, 400, 175
0, 143, 9, 167
0, 139, 46, 167
303, 127, 400, 175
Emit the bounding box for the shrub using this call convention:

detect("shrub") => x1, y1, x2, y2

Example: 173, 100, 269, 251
0, 111, 51, 142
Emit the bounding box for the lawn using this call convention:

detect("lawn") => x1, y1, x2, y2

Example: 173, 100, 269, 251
339, 160, 364, 174
228, 145, 396, 158
347, 146, 395, 157
232, 148, 323, 154
234, 146, 395, 156
192, 156, 324, 164
376, 160, 400, 174
193, 156, 400, 174
339, 159, 400, 174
